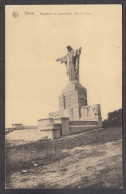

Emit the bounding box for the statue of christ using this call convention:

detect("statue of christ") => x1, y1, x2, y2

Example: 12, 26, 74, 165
56, 46, 82, 82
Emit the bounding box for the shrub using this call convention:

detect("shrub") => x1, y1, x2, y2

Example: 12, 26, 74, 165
102, 108, 122, 128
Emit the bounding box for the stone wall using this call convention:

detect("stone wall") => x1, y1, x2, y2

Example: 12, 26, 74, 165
70, 125, 98, 134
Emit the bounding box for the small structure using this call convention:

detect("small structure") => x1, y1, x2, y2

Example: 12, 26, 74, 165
38, 46, 102, 140
12, 123, 23, 129
11, 124, 38, 130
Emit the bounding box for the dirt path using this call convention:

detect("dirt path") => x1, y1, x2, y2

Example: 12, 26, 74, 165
7, 138, 122, 189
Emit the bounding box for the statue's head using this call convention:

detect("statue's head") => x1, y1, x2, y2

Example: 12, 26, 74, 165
67, 45, 73, 52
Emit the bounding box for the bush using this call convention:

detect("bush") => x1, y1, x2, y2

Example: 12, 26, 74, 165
102, 108, 122, 128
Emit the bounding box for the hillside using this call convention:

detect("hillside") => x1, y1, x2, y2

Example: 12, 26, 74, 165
6, 127, 122, 189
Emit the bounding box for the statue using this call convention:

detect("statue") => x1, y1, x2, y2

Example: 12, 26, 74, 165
56, 46, 82, 82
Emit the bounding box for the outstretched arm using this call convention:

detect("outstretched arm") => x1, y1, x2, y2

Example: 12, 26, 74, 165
56, 55, 67, 64
76, 47, 82, 56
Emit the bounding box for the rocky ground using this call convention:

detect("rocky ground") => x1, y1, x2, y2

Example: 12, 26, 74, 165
5, 127, 122, 189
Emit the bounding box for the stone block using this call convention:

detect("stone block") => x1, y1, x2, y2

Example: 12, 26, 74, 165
59, 81, 87, 114
12, 123, 23, 129
39, 123, 61, 130
61, 81, 87, 94
64, 109, 74, 120
38, 118, 54, 129
59, 106, 65, 111
73, 107, 80, 112
39, 123, 61, 140
54, 117, 70, 135
64, 90, 78, 96
39, 130, 53, 140
73, 112, 80, 120
39, 127, 61, 140
52, 129, 61, 139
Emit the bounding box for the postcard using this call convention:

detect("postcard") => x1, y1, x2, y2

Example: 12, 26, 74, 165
5, 4, 122, 189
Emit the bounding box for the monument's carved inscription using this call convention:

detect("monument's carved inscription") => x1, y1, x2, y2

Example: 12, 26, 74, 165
49, 110, 63, 119
56, 45, 82, 81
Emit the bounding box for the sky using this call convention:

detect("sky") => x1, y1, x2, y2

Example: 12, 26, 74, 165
5, 5, 122, 127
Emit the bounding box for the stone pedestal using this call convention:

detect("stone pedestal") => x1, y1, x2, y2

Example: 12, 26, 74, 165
48, 81, 102, 125
58, 81, 87, 120
59, 81, 87, 109
46, 80, 102, 140
49, 81, 87, 120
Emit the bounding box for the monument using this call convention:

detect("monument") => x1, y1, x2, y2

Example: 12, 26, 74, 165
38, 46, 102, 140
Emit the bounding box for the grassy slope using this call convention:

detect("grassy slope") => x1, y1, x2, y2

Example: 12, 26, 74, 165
6, 127, 122, 189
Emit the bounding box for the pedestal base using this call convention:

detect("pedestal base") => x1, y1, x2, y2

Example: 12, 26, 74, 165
43, 81, 103, 139
59, 81, 87, 111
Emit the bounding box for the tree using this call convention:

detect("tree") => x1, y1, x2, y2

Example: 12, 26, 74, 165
102, 108, 122, 128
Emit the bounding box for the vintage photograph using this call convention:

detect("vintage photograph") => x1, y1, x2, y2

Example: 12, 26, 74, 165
5, 4, 122, 189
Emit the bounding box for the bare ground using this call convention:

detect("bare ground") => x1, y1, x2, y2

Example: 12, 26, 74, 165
5, 127, 122, 189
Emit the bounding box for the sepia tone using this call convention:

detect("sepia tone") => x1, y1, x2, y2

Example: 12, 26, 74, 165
5, 5, 122, 189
